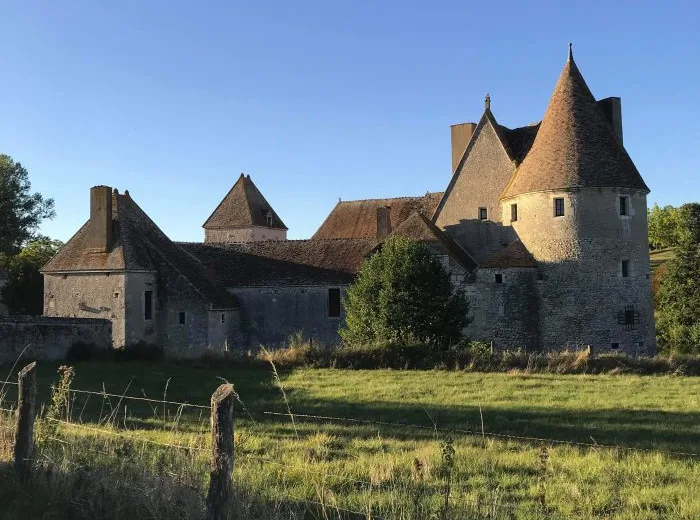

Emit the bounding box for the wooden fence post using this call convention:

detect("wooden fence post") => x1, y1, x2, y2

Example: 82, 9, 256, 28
14, 361, 37, 482
206, 383, 235, 520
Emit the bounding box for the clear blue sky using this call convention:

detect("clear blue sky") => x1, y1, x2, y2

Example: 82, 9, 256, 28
1, 1, 698, 242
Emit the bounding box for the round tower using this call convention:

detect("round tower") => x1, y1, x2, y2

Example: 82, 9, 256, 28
500, 47, 655, 354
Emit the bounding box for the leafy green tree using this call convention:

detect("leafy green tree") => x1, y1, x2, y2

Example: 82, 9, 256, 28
648, 204, 679, 250
655, 203, 700, 354
0, 154, 55, 255
1, 237, 63, 315
340, 236, 469, 347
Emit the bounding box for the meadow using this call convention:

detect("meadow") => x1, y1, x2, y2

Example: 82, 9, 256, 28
1, 361, 699, 519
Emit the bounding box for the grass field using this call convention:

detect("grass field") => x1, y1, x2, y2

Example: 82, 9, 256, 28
649, 248, 675, 272
1, 361, 699, 519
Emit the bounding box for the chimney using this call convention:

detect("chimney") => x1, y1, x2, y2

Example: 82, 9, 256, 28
597, 97, 623, 145
451, 122, 477, 173
376, 206, 392, 242
89, 186, 113, 252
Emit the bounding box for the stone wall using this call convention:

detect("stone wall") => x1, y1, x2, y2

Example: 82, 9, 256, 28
0, 316, 112, 363
229, 285, 347, 348
205, 227, 287, 243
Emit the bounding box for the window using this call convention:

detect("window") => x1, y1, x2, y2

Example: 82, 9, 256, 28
179, 312, 186, 325
328, 288, 341, 318
511, 204, 518, 222
494, 273, 503, 284
617, 305, 639, 331
537, 272, 545, 281
221, 313, 226, 324
478, 207, 488, 220
553, 198, 565, 217
266, 213, 273, 227
611, 342, 619, 350
619, 196, 629, 216
144, 290, 153, 320
621, 260, 630, 278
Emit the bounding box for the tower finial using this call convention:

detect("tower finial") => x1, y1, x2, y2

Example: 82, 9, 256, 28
485, 93, 491, 111
568, 42, 573, 62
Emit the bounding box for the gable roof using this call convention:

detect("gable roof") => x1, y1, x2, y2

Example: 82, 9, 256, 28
313, 192, 443, 240
179, 239, 375, 286
480, 240, 537, 268
375, 212, 477, 271
42, 190, 236, 309
203, 174, 287, 230
502, 51, 649, 199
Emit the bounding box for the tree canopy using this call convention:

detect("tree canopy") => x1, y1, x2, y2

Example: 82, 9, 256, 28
0, 154, 55, 255
340, 236, 470, 347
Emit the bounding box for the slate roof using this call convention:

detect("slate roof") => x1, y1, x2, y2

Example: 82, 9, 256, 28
203, 174, 287, 230
42, 190, 237, 309
480, 240, 537, 269
179, 239, 376, 286
502, 50, 649, 199
312, 192, 443, 240
373, 212, 477, 271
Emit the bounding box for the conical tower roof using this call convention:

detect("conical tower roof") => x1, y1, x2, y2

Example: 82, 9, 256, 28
502, 47, 649, 199
203, 174, 287, 230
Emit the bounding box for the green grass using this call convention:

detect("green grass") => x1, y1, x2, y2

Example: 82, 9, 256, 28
650, 247, 676, 272
2, 361, 700, 519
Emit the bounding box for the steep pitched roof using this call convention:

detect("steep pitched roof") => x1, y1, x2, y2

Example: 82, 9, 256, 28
480, 240, 537, 268
203, 174, 287, 230
42, 190, 236, 309
313, 193, 443, 240
179, 239, 375, 286
502, 50, 649, 199
375, 212, 477, 271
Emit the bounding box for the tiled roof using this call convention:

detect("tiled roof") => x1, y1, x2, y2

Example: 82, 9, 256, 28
376, 212, 477, 271
502, 52, 649, 199
312, 192, 443, 239
179, 239, 375, 286
203, 174, 287, 230
480, 240, 537, 268
42, 190, 237, 309
498, 123, 540, 164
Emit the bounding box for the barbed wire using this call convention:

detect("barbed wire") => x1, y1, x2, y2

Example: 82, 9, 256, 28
66, 388, 211, 410
0, 380, 18, 386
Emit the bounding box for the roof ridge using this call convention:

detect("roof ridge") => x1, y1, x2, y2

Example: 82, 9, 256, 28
336, 193, 442, 204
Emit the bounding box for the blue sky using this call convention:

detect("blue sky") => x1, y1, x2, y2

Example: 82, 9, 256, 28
1, 1, 698, 242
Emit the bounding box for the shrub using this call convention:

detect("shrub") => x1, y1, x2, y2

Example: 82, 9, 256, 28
65, 341, 102, 362
113, 341, 165, 363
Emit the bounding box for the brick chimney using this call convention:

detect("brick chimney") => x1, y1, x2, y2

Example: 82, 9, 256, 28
451, 122, 477, 173
376, 206, 392, 242
597, 97, 623, 145
89, 186, 113, 252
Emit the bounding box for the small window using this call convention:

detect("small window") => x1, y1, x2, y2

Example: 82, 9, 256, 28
144, 290, 153, 321
611, 342, 619, 350
328, 288, 341, 318
266, 214, 273, 227
179, 312, 186, 325
221, 313, 226, 324
537, 272, 545, 281
114, 292, 120, 298
621, 260, 630, 278
511, 204, 518, 222
553, 198, 565, 217
494, 273, 503, 284
478, 207, 488, 220
619, 196, 629, 216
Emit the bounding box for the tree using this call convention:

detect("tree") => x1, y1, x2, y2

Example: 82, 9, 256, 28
1, 237, 63, 315
340, 236, 470, 347
0, 154, 55, 255
655, 203, 700, 354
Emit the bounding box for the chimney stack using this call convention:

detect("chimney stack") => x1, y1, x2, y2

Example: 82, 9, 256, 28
89, 186, 113, 252
376, 206, 392, 242
451, 122, 477, 173
598, 97, 623, 145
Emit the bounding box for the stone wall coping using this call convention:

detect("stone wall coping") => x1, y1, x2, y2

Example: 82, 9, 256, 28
0, 316, 111, 325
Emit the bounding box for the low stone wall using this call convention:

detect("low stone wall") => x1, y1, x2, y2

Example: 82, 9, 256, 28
0, 316, 112, 363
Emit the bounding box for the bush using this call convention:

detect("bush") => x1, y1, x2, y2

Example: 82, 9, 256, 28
65, 341, 103, 362
113, 341, 165, 363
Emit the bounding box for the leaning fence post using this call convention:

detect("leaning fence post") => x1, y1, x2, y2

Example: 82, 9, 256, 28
206, 383, 235, 520
14, 361, 37, 482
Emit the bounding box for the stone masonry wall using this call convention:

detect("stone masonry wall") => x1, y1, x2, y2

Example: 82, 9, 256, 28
0, 316, 112, 363
205, 227, 287, 243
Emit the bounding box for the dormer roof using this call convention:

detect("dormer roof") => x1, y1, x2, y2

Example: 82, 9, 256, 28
502, 48, 649, 200
203, 174, 288, 230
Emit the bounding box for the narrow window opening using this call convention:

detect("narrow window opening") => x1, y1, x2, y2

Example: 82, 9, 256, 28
144, 290, 153, 321
494, 273, 503, 284
179, 312, 186, 325
511, 204, 518, 222
221, 313, 226, 324
611, 342, 619, 350
328, 288, 341, 318
537, 272, 545, 281
266, 214, 273, 227
621, 260, 630, 278
478, 207, 488, 220
619, 196, 628, 216
553, 198, 565, 217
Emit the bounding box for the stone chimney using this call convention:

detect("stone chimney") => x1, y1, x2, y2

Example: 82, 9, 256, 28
598, 97, 623, 145
89, 186, 113, 252
376, 206, 392, 242
451, 122, 477, 173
